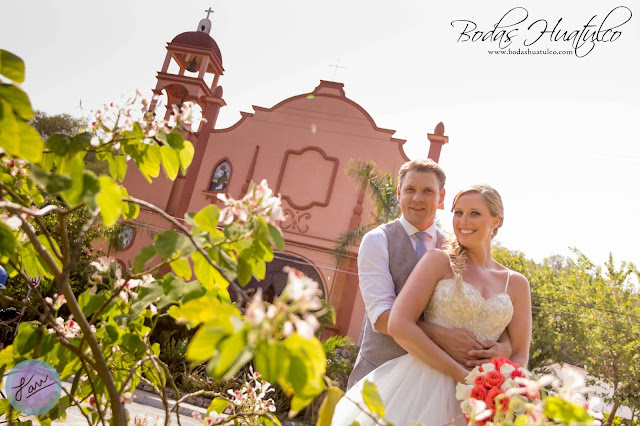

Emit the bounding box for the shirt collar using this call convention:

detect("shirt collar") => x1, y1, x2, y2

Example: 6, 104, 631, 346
399, 215, 437, 240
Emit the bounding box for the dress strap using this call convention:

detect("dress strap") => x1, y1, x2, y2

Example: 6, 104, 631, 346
504, 269, 512, 293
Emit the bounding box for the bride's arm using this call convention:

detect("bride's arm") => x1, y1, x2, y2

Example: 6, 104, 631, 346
387, 249, 469, 383
505, 272, 532, 367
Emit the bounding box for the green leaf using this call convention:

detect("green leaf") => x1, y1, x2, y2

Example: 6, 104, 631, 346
108, 154, 128, 182
207, 398, 229, 415
192, 251, 215, 290
187, 323, 232, 363
0, 98, 19, 155
81, 171, 100, 208
193, 204, 220, 233
13, 323, 38, 356
0, 50, 25, 83
362, 380, 385, 419
544, 395, 594, 423
159, 144, 180, 180
237, 255, 253, 286
178, 140, 194, 174
254, 340, 285, 385
268, 224, 285, 251
30, 164, 72, 195
164, 132, 184, 149
316, 386, 345, 426
37, 234, 63, 272
133, 245, 156, 272
0, 221, 17, 261
96, 176, 123, 227
281, 334, 326, 416
0, 84, 33, 120
207, 327, 253, 380
16, 123, 44, 163
60, 154, 86, 205
170, 297, 241, 328
77, 289, 108, 318
170, 257, 192, 281
120, 186, 139, 219
154, 230, 195, 259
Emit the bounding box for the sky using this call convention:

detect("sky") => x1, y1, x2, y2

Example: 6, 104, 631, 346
2, 0, 639, 271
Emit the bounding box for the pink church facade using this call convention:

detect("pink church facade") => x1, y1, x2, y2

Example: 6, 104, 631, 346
117, 15, 449, 341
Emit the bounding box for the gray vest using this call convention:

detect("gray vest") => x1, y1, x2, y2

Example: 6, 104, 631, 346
347, 219, 444, 389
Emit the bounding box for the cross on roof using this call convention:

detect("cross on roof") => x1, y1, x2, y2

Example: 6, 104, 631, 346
329, 57, 346, 81
204, 7, 214, 19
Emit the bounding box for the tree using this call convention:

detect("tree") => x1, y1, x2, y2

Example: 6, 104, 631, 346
333, 160, 399, 262
0, 49, 328, 425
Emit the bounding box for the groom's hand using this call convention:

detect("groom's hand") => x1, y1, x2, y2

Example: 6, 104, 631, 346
419, 322, 484, 366
465, 339, 512, 367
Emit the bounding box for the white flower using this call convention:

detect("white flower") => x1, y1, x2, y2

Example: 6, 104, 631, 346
460, 399, 473, 415
280, 267, 323, 312
480, 362, 495, 373
508, 395, 527, 415
500, 363, 516, 377
465, 366, 482, 385
456, 383, 473, 401
90, 256, 114, 273
121, 392, 134, 404
245, 289, 266, 326
500, 378, 518, 392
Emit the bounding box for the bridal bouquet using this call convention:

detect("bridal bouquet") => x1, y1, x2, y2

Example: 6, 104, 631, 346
455, 358, 601, 425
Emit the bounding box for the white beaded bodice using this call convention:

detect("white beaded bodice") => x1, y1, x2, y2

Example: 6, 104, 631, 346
424, 278, 513, 341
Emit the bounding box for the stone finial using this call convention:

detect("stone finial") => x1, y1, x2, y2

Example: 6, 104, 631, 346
434, 122, 445, 136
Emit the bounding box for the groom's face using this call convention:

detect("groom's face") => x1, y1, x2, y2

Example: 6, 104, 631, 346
397, 170, 445, 231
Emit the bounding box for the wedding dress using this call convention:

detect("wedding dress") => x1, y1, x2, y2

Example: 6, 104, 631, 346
331, 273, 514, 426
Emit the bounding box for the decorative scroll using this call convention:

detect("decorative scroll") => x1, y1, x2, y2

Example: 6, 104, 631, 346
281, 209, 311, 233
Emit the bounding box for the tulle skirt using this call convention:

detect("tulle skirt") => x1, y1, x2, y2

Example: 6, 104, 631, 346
332, 354, 466, 426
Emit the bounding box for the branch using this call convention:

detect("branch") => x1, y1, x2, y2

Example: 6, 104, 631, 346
61, 387, 94, 426
0, 182, 63, 260
70, 207, 101, 266
123, 196, 248, 304
10, 209, 62, 278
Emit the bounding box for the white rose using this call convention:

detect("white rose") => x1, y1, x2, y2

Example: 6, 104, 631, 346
509, 395, 527, 415
500, 378, 518, 392
460, 399, 473, 415
500, 363, 516, 377
481, 362, 496, 373
466, 366, 482, 385
518, 367, 532, 379
456, 383, 473, 400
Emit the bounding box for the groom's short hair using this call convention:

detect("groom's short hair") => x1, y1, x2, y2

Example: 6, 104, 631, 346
398, 159, 446, 190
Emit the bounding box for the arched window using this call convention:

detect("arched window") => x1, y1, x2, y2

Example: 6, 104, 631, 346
208, 160, 231, 192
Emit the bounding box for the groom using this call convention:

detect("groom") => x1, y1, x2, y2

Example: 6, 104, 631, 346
347, 159, 511, 389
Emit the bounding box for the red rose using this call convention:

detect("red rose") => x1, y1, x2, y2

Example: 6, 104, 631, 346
485, 387, 505, 410
495, 394, 510, 412
492, 357, 519, 371
511, 369, 524, 378
471, 385, 488, 401
474, 374, 486, 387
485, 371, 505, 387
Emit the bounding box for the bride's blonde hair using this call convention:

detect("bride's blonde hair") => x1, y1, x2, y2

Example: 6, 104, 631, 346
446, 184, 504, 292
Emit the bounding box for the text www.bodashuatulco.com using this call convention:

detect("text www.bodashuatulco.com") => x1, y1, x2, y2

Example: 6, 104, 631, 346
488, 48, 574, 55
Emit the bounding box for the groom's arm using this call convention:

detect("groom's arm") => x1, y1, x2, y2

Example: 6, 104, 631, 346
358, 231, 397, 334
418, 322, 512, 367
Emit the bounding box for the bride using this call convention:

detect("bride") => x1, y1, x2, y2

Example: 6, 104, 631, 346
332, 184, 532, 425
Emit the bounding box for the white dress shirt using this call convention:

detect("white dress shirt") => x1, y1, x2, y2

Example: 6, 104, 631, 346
357, 216, 438, 327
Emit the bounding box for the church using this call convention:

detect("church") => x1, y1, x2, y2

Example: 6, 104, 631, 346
116, 11, 450, 341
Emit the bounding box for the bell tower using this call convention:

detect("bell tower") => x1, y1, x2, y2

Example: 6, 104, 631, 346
149, 7, 225, 122
150, 9, 227, 218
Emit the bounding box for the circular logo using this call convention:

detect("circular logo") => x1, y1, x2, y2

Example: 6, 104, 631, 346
5, 360, 62, 415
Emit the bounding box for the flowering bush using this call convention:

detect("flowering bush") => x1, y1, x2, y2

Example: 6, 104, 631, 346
456, 358, 602, 425
0, 49, 327, 425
